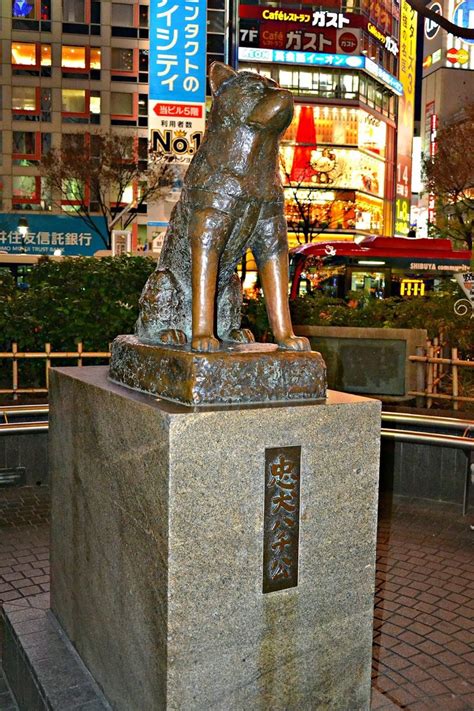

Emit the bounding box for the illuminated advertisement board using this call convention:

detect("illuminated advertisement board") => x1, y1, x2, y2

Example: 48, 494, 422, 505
149, 0, 207, 162
239, 4, 398, 55
395, 0, 417, 236
238, 47, 404, 95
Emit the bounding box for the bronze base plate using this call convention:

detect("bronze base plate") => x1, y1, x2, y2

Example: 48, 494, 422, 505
109, 334, 327, 406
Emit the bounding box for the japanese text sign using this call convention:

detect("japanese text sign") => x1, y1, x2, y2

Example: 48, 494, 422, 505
149, 0, 207, 103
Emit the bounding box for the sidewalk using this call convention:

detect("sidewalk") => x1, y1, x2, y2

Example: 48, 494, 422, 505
0, 487, 473, 710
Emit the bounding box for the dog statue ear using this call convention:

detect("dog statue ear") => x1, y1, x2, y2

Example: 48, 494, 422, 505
209, 62, 237, 95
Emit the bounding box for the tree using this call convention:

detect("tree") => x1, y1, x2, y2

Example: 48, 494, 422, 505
40, 132, 175, 249
423, 108, 474, 252
280, 157, 354, 244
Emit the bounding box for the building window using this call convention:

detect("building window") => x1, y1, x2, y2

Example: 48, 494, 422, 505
62, 89, 86, 113
111, 48, 134, 72
111, 92, 134, 116
62, 45, 86, 68
12, 87, 51, 121
11, 42, 36, 65
12, 86, 37, 112
112, 3, 133, 25
63, 0, 85, 22
60, 46, 101, 79
61, 89, 100, 124
12, 175, 40, 201
11, 42, 51, 75
62, 0, 100, 34
12, 131, 51, 165
139, 5, 148, 26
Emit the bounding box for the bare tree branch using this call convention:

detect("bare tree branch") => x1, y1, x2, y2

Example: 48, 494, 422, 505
40, 131, 175, 248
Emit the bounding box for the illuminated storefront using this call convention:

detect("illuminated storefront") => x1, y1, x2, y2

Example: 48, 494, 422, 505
279, 104, 392, 245
238, 0, 400, 246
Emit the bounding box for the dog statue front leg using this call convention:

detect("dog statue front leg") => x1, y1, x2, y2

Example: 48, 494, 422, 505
259, 253, 311, 352
190, 208, 231, 352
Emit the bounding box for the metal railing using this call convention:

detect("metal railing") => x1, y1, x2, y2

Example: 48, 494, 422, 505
2, 405, 472, 513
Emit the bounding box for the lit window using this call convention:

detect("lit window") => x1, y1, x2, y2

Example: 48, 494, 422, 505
111, 48, 134, 71
111, 92, 133, 115
112, 3, 134, 25
13, 175, 38, 199
11, 42, 36, 65
62, 46, 86, 68
11, 42, 51, 66
12, 86, 36, 111
90, 48, 101, 69
62, 89, 86, 113
63, 0, 85, 22
41, 45, 51, 66
12, 0, 35, 19
90, 92, 101, 114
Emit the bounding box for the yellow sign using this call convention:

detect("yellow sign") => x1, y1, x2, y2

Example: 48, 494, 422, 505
401, 279, 425, 296
395, 0, 417, 236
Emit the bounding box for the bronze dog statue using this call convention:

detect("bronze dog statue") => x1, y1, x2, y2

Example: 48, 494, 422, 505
136, 62, 310, 354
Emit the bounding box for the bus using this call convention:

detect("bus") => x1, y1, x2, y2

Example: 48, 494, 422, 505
289, 237, 472, 301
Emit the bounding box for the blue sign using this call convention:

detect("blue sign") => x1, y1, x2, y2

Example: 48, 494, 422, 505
452, 0, 474, 44
0, 214, 108, 256
238, 47, 403, 96
363, 58, 404, 95
149, 0, 207, 103
238, 46, 365, 69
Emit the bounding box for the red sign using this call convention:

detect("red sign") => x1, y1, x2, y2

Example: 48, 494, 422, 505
338, 31, 358, 53
152, 103, 203, 118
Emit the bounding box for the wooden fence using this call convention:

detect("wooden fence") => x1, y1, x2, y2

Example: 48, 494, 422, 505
1, 338, 473, 410
0, 342, 110, 397
408, 336, 474, 410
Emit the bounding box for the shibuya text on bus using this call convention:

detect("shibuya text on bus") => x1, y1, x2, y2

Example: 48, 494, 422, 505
289, 237, 472, 300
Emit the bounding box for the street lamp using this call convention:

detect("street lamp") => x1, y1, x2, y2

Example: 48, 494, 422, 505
17, 217, 28, 253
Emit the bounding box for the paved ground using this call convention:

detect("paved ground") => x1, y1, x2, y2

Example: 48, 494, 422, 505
0, 487, 473, 710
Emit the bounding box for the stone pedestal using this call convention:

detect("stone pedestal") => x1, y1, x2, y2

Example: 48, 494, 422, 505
48, 366, 380, 710
109, 334, 327, 405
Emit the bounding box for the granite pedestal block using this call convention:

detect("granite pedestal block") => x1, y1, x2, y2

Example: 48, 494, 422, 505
48, 366, 380, 710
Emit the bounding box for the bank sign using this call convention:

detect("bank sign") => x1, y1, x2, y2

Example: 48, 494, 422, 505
149, 0, 206, 162
0, 214, 107, 256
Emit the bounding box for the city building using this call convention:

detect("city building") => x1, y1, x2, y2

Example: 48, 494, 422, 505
237, 0, 415, 244
417, 0, 474, 236
0, 0, 227, 255
1, 0, 418, 258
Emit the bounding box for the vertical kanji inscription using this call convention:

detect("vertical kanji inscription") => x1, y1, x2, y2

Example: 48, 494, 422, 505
263, 446, 301, 593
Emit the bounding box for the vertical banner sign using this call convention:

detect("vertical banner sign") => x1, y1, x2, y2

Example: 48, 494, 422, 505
263, 447, 301, 594
395, 0, 417, 237
149, 0, 207, 163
